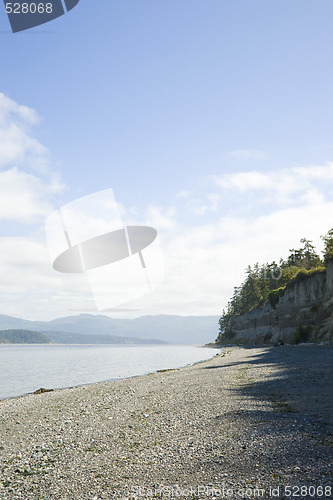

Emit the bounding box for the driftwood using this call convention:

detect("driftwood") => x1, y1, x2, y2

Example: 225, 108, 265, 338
33, 387, 54, 394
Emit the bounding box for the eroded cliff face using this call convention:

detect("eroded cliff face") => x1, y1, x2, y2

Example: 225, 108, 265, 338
227, 260, 333, 344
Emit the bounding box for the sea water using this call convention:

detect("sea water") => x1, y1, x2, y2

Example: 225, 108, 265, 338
0, 344, 218, 400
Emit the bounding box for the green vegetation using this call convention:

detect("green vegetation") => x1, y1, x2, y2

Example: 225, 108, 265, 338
291, 325, 313, 344
0, 329, 51, 344
268, 287, 285, 309
217, 229, 332, 343
321, 228, 333, 262
286, 266, 325, 288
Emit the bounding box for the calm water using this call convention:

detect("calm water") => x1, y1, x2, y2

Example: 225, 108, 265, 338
0, 344, 218, 400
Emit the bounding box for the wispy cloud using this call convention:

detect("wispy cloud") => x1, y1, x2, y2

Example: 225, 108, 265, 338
182, 193, 220, 216
0, 236, 92, 319
0, 93, 66, 225
144, 205, 177, 230
0, 93, 48, 172
0, 167, 64, 224
212, 163, 333, 207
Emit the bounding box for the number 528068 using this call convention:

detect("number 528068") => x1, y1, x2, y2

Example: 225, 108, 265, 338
6, 3, 53, 14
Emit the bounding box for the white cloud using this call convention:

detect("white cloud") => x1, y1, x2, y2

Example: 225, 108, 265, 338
0, 93, 49, 172
0, 93, 39, 127
185, 193, 220, 216
0, 236, 92, 320
0, 94, 71, 319
0, 122, 48, 171
212, 163, 333, 207
0, 167, 64, 223
0, 93, 66, 225
143, 205, 177, 230
214, 170, 271, 192
176, 190, 191, 199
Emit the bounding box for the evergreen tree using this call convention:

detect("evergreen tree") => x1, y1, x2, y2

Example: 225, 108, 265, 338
217, 231, 330, 343
321, 229, 333, 262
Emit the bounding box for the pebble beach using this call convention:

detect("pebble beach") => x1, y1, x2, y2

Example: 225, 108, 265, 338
0, 345, 332, 499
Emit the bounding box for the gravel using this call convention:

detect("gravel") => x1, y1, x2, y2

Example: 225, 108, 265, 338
0, 345, 332, 499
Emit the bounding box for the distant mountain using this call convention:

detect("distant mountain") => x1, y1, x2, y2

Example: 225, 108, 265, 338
0, 329, 50, 344
43, 330, 166, 345
0, 314, 219, 344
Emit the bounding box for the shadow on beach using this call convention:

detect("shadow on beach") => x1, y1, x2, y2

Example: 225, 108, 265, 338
204, 345, 333, 432
195, 346, 333, 486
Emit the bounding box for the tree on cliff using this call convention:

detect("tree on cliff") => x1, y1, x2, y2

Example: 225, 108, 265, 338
217, 231, 331, 343
287, 238, 321, 269
321, 228, 333, 262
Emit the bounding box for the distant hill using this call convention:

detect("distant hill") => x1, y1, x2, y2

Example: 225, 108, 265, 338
43, 330, 166, 345
0, 330, 51, 344
0, 328, 166, 345
0, 314, 218, 345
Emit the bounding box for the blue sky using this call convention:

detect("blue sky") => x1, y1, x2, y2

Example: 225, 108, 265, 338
0, 1, 333, 320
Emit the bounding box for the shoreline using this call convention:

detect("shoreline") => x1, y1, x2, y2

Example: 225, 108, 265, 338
0, 346, 220, 403
0, 345, 332, 499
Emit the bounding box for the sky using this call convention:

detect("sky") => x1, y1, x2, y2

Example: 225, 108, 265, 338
0, 0, 333, 320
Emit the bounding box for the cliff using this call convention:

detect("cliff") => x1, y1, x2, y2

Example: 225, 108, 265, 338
222, 260, 333, 345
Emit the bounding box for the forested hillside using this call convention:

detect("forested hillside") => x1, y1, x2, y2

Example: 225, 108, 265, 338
0, 330, 51, 344
217, 228, 333, 344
